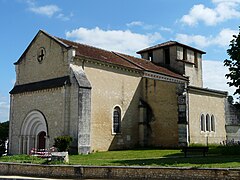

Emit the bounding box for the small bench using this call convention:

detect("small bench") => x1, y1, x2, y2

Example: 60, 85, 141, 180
182, 146, 209, 157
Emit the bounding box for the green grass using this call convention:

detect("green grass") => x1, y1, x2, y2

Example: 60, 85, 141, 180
1, 147, 240, 168
69, 148, 240, 168
70, 149, 182, 166
0, 154, 46, 164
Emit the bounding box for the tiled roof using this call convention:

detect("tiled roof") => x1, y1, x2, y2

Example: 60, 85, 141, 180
58, 38, 141, 71
114, 52, 186, 80
137, 40, 206, 54
58, 38, 187, 81
10, 76, 70, 94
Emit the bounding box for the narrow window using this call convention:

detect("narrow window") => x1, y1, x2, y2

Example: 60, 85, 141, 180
148, 52, 153, 61
211, 115, 215, 132
113, 106, 121, 134
200, 114, 205, 131
183, 48, 187, 60
194, 52, 198, 67
206, 114, 210, 131
164, 48, 170, 65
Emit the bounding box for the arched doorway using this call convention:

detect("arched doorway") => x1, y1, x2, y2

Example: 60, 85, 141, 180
38, 131, 46, 149
20, 110, 48, 154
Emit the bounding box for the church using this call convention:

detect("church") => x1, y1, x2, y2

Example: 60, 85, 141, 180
9, 30, 228, 154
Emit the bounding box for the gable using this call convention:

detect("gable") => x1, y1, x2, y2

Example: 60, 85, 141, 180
15, 30, 70, 85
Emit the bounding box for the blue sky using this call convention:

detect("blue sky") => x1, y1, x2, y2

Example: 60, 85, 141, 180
0, 0, 239, 122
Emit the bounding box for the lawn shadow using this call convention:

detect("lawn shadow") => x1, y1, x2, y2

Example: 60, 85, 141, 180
112, 151, 240, 167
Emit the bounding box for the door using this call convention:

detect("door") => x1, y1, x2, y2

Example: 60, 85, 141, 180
37, 131, 46, 149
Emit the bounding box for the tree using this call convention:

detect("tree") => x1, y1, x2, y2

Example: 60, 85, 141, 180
224, 27, 240, 97
0, 121, 9, 156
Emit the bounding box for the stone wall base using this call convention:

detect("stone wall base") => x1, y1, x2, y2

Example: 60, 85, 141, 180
0, 163, 240, 179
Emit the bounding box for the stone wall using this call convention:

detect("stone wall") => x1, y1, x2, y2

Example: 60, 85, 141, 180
142, 78, 179, 147
0, 163, 240, 179
15, 31, 69, 85
188, 89, 226, 145
75, 59, 143, 151
9, 87, 68, 154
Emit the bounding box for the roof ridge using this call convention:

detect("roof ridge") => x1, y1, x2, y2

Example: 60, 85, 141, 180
57, 37, 116, 54
112, 52, 145, 70
137, 40, 206, 54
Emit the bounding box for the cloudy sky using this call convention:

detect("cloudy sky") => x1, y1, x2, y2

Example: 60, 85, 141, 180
0, 0, 239, 122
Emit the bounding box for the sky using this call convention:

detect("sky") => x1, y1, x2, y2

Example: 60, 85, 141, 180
0, 0, 239, 122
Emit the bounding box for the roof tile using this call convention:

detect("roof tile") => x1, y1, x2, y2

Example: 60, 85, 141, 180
58, 38, 187, 81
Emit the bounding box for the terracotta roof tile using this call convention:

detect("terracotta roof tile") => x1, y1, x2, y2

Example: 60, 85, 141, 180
57, 38, 186, 81
114, 52, 186, 80
58, 38, 141, 70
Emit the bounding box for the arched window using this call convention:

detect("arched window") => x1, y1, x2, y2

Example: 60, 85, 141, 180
113, 106, 121, 134
206, 114, 210, 131
200, 114, 205, 131
211, 115, 215, 132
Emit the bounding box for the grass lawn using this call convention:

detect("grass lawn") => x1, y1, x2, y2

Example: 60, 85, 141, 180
69, 148, 240, 168
1, 148, 240, 168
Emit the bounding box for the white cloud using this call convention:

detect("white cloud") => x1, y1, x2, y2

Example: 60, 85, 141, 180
159, 26, 173, 33
66, 27, 162, 55
22, 0, 72, 20
126, 21, 144, 27
126, 21, 156, 30
180, 1, 240, 26
29, 4, 60, 17
202, 60, 236, 97
0, 95, 9, 122
56, 12, 73, 21
175, 28, 238, 48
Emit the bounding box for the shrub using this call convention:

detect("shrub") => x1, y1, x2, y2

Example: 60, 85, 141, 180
54, 135, 73, 152
218, 145, 240, 155
0, 140, 5, 157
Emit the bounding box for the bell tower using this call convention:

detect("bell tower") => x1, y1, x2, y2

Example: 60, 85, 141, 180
137, 41, 206, 87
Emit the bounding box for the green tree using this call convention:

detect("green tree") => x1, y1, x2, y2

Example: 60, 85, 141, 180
224, 27, 240, 97
0, 121, 9, 156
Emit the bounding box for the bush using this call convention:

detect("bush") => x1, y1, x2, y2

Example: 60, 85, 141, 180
54, 135, 73, 152
218, 145, 240, 155
0, 140, 5, 156
0, 121, 9, 156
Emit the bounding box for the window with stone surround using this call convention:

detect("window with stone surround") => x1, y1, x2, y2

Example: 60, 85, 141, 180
211, 115, 215, 132
113, 106, 121, 134
200, 114, 215, 132
206, 114, 210, 131
200, 114, 205, 131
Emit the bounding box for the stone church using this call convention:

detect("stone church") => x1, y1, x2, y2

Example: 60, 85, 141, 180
9, 30, 228, 154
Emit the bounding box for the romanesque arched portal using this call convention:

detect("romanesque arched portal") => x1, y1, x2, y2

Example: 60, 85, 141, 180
20, 110, 48, 154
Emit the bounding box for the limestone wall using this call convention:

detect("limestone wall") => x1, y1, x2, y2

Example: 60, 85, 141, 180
15, 31, 69, 85
188, 92, 226, 145
74, 59, 143, 151
142, 78, 179, 147
9, 87, 68, 154
185, 57, 203, 87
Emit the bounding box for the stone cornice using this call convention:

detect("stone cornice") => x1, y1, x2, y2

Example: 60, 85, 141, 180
188, 86, 228, 97
143, 71, 187, 84
74, 56, 143, 75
